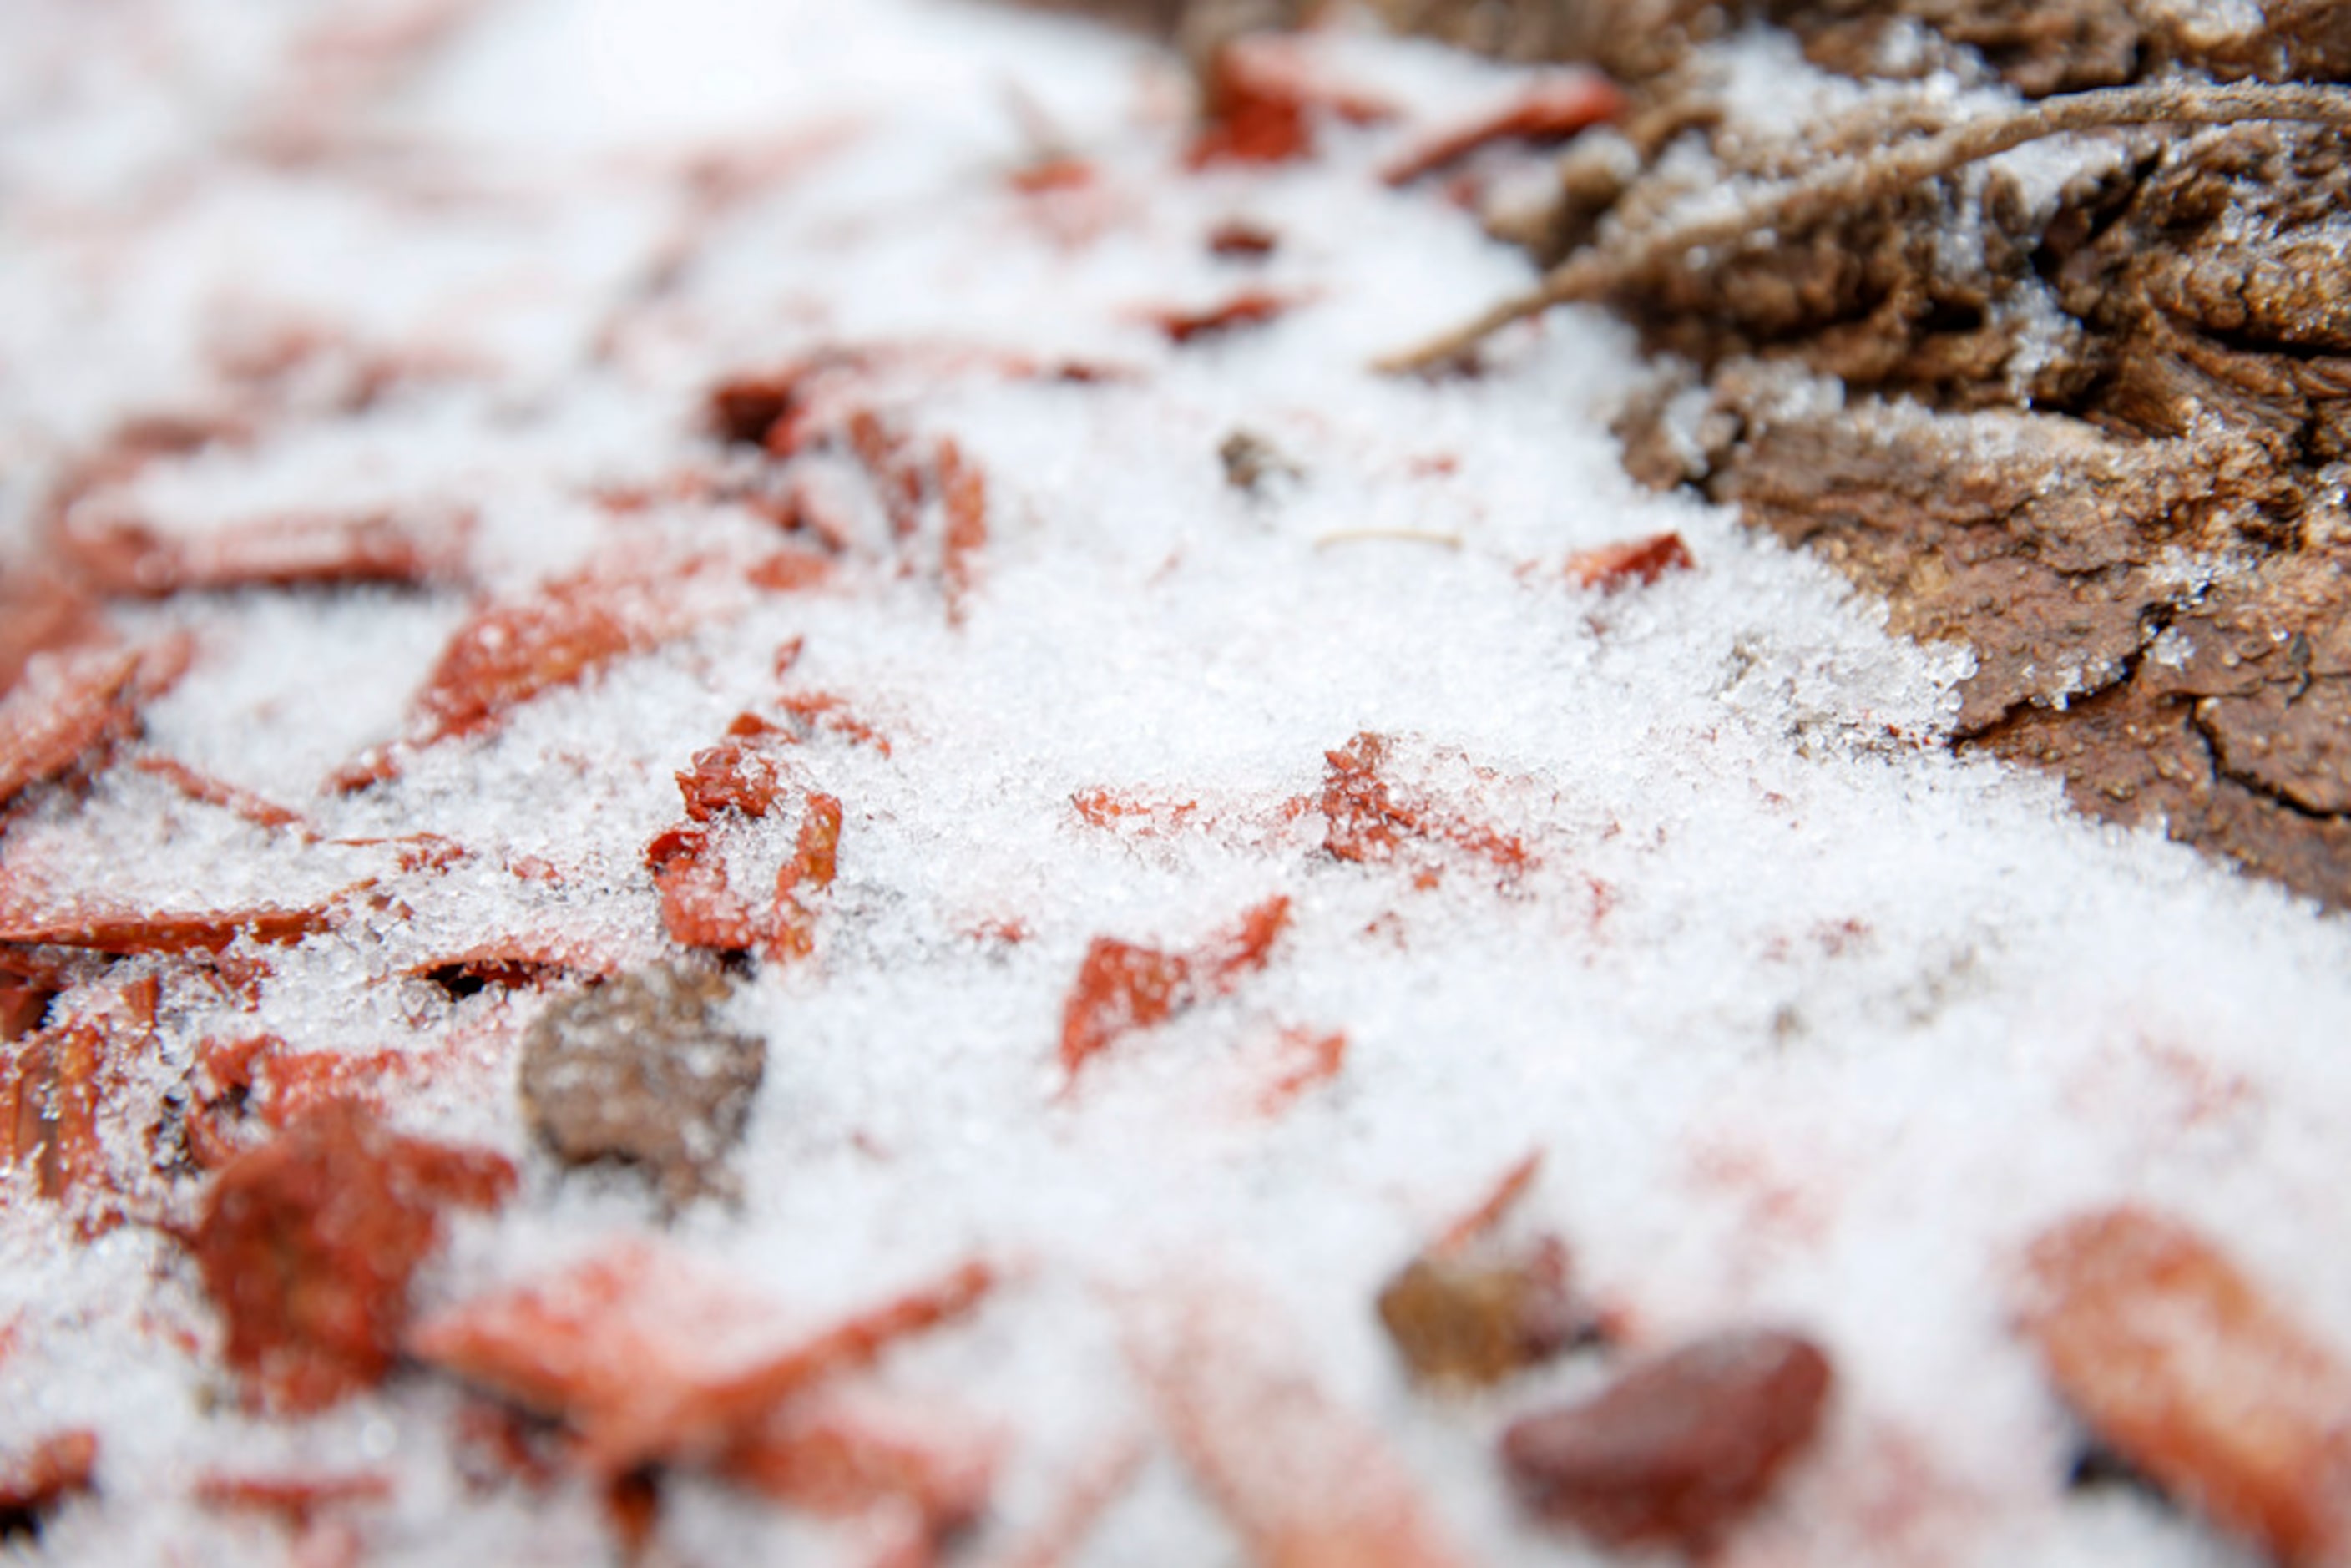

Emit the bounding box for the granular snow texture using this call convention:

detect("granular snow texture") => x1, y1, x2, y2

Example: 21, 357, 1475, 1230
1, 3, 2348, 1565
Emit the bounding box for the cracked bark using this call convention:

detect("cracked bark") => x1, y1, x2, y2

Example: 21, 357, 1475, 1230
1577, 12, 2351, 910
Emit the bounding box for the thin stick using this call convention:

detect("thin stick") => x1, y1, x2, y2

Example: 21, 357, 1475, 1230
1378, 81, 2351, 376
1312, 528, 1464, 550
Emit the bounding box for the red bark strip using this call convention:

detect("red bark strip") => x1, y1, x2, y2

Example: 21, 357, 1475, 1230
0, 573, 105, 701
1145, 290, 1297, 346
193, 1470, 394, 1529
1316, 733, 1533, 881
130, 756, 309, 831
1258, 1027, 1348, 1115
646, 827, 763, 953
60, 508, 469, 598
976, 1436, 1145, 1568
1433, 1151, 1544, 1258
776, 692, 892, 756
1069, 788, 1202, 836
936, 437, 988, 625
336, 569, 687, 790
1381, 73, 1628, 187
770, 792, 844, 964
1186, 36, 1395, 169
0, 901, 334, 956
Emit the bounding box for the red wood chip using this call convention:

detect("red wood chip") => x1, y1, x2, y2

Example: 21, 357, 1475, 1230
0, 648, 146, 812
0, 1430, 99, 1530
1560, 532, 1695, 592
2018, 1206, 2351, 1565
936, 436, 988, 625
718, 1387, 998, 1536
336, 569, 689, 789
2, 987, 159, 1232
770, 791, 843, 963
1132, 1285, 1470, 1568
0, 897, 336, 957
193, 1101, 515, 1412
59, 508, 469, 598
194, 1469, 394, 1528
1059, 895, 1291, 1085
1315, 732, 1533, 881
1380, 73, 1628, 187
1144, 289, 1297, 346
1186, 36, 1393, 169
1499, 1328, 1833, 1550
408, 1242, 994, 1476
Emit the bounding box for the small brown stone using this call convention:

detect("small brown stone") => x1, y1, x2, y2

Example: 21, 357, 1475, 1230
1217, 428, 1301, 494
1378, 1236, 1584, 1389
518, 965, 766, 1206
1500, 1328, 1833, 1551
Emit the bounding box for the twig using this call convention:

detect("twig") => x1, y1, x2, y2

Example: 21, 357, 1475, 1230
1312, 528, 1464, 550
1378, 81, 2351, 376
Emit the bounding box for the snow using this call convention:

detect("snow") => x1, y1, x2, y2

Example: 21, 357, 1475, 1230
3, 3, 2349, 1565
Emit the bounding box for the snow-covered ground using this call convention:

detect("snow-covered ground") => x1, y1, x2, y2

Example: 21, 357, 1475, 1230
1, 3, 2344, 1564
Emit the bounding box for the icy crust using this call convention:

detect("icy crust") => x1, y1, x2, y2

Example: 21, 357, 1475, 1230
3, 3, 2350, 1566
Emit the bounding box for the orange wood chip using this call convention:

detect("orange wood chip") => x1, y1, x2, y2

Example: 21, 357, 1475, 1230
1257, 1026, 1348, 1115
336, 569, 688, 790
1059, 894, 1292, 1085
718, 1387, 999, 1537
1186, 36, 1394, 169
1132, 1285, 1469, 1568
0, 648, 146, 812
0, 1429, 99, 1529
1315, 732, 1533, 882
409, 1242, 995, 1476
770, 792, 843, 964
1144, 289, 1297, 346
193, 1102, 515, 1413
2018, 1206, 2351, 1565
60, 508, 469, 598
1560, 532, 1694, 592
1380, 73, 1628, 187
936, 436, 988, 625
194, 1469, 394, 1528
